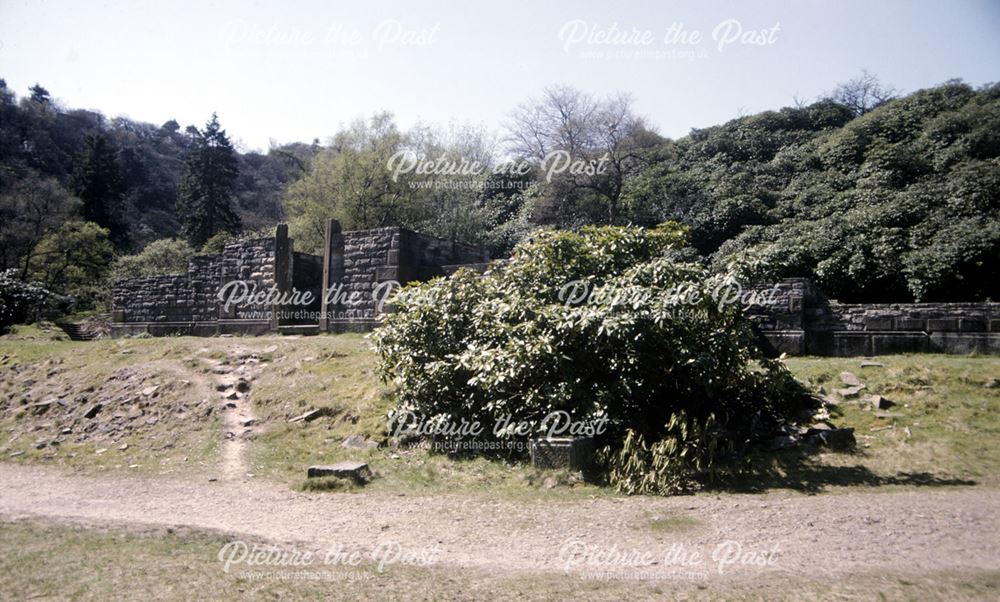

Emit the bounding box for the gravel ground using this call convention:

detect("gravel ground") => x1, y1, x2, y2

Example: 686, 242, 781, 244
1, 462, 997, 585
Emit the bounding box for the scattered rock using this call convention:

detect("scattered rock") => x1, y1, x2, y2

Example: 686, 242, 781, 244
835, 385, 866, 399
28, 399, 56, 415
95, 448, 108, 454
862, 394, 893, 410
813, 427, 856, 450
543, 476, 558, 489
83, 403, 103, 419
840, 372, 863, 387
239, 418, 256, 427
118, 443, 129, 451
342, 435, 379, 450
983, 378, 999, 389
860, 361, 885, 368
307, 461, 372, 482
9, 451, 24, 457
289, 407, 335, 423
225, 390, 242, 400
141, 386, 159, 397
34, 441, 47, 449
767, 435, 799, 450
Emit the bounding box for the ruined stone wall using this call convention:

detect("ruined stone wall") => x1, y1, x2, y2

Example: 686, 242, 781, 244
748, 278, 1000, 356
321, 226, 488, 332
111, 237, 279, 337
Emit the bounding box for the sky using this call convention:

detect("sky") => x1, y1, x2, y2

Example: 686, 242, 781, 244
1, 0, 998, 152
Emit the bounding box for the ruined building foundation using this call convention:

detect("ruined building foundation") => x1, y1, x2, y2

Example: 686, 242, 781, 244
112, 224, 999, 355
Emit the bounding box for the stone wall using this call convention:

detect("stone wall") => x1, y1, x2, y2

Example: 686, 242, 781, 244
319, 222, 489, 333
112, 222, 490, 337
112, 236, 281, 337
748, 278, 1000, 356
112, 224, 996, 355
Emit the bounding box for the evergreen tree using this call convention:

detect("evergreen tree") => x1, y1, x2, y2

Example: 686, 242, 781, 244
176, 113, 241, 246
71, 134, 129, 249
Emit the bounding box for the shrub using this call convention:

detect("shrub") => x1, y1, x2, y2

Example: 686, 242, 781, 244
0, 269, 61, 332
109, 238, 195, 281
374, 224, 809, 494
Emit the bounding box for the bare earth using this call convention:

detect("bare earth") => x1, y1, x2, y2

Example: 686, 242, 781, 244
1, 462, 998, 585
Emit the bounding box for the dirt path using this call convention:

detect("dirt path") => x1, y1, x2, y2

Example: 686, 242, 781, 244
1, 463, 997, 584
198, 346, 264, 481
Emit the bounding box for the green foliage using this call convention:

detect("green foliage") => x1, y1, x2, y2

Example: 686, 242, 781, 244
176, 114, 241, 247
374, 224, 808, 494
624, 81, 1000, 301
30, 221, 114, 310
0, 268, 61, 331
71, 134, 128, 249
199, 230, 235, 254
601, 413, 724, 495
109, 238, 195, 281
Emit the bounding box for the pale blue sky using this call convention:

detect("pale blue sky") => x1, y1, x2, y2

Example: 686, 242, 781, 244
1, 0, 998, 151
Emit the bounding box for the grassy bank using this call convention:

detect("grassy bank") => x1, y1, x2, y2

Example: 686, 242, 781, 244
2, 324, 999, 496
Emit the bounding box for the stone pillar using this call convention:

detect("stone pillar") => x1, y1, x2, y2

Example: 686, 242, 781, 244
272, 224, 291, 331
319, 219, 344, 332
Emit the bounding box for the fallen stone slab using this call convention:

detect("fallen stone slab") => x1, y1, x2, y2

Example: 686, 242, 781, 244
289, 407, 336, 423
840, 372, 863, 387
862, 394, 893, 410
835, 385, 866, 398
813, 427, 855, 450
307, 461, 372, 482
860, 361, 885, 368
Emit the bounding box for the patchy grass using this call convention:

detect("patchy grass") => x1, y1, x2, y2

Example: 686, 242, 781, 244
647, 513, 701, 532
1, 519, 997, 601
781, 355, 1000, 488
0, 324, 225, 475
3, 324, 1000, 497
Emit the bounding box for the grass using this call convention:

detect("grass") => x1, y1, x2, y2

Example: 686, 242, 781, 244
2, 519, 997, 601
647, 513, 701, 532
0, 323, 223, 474
3, 323, 1000, 497
781, 354, 1000, 488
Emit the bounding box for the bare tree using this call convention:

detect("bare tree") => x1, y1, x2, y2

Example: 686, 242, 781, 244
826, 70, 897, 116
505, 85, 662, 223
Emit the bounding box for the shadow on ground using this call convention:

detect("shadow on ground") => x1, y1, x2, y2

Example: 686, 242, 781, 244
701, 446, 977, 495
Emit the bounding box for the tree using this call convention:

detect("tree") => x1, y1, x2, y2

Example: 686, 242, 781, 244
826, 70, 897, 117
284, 113, 417, 253
0, 171, 80, 279
176, 113, 241, 246
30, 220, 114, 309
28, 84, 51, 105
109, 238, 195, 281
72, 133, 129, 249
505, 85, 662, 225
